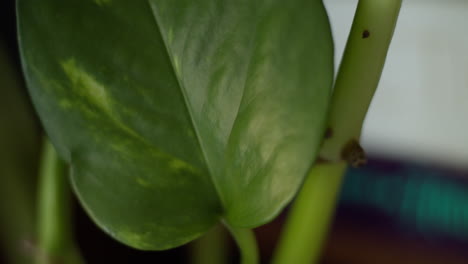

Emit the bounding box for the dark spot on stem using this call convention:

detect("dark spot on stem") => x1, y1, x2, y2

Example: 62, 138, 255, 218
324, 128, 333, 139
341, 139, 367, 168
316, 157, 330, 164
362, 30, 370, 39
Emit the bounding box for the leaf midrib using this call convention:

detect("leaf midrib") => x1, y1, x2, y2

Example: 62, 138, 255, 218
147, 1, 220, 193
148, 1, 265, 215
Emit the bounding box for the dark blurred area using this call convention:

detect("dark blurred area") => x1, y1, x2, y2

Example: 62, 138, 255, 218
256, 159, 468, 264
0, 0, 41, 263
3, 0, 468, 263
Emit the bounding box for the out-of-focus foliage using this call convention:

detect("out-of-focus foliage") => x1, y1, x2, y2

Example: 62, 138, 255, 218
0, 39, 41, 264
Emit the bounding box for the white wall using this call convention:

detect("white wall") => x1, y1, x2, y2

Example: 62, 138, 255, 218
324, 0, 468, 168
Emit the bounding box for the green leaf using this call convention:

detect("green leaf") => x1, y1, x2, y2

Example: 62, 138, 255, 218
18, 0, 334, 250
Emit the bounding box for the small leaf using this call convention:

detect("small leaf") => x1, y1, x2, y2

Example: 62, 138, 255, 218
18, 0, 334, 249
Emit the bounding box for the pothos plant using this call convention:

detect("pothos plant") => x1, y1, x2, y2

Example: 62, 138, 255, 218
16, 0, 402, 263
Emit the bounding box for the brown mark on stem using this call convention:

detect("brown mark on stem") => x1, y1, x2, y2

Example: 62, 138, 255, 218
324, 128, 333, 139
362, 30, 370, 39
341, 139, 367, 168
315, 157, 330, 164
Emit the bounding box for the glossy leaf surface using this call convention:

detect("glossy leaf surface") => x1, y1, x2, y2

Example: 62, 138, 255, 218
18, 0, 333, 249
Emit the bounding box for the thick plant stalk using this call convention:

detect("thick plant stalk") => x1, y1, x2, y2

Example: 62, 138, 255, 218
272, 0, 403, 263
36, 140, 83, 264
272, 163, 346, 264
320, 0, 403, 163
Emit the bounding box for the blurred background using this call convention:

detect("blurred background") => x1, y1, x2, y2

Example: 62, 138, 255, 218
1, 0, 468, 263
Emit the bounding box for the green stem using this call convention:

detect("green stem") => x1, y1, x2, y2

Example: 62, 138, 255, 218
272, 163, 346, 264
36, 140, 84, 264
191, 224, 227, 264
225, 224, 259, 264
272, 1, 402, 263
320, 0, 403, 162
